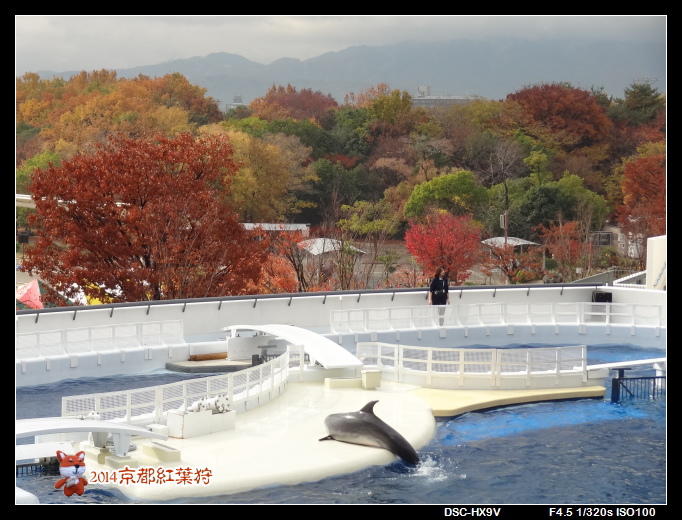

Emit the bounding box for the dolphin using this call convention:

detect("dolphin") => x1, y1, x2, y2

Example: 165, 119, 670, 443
319, 400, 420, 465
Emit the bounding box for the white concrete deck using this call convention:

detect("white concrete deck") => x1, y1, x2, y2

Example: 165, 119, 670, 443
76, 380, 436, 501
42, 378, 608, 502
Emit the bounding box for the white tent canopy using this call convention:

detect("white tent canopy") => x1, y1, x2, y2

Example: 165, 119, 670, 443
482, 237, 539, 248
298, 238, 366, 256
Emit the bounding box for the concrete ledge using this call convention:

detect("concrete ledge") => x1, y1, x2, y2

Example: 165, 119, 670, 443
142, 441, 181, 462
84, 446, 110, 465
105, 454, 138, 469
325, 377, 363, 389
411, 385, 606, 417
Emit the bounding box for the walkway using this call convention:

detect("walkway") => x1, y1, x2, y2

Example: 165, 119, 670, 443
16, 417, 168, 459
224, 324, 363, 369
413, 385, 605, 417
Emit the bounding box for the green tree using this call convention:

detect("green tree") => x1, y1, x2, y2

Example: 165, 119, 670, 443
608, 82, 666, 126
16, 150, 62, 195
308, 159, 376, 226
329, 107, 371, 158
403, 170, 489, 218
367, 88, 421, 136
267, 118, 335, 159
16, 151, 63, 232
518, 185, 578, 241
337, 200, 401, 287
478, 177, 533, 238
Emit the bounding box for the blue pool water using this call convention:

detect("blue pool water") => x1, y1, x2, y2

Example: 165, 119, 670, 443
16, 344, 666, 505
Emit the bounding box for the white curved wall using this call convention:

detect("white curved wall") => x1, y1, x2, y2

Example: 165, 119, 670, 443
15, 285, 666, 387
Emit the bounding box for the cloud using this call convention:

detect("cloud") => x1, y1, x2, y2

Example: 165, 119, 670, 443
15, 15, 665, 76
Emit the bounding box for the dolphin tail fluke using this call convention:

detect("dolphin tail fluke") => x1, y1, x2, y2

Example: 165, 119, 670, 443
319, 435, 335, 441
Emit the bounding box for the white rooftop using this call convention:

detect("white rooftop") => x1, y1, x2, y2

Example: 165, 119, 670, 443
298, 238, 365, 256
482, 237, 540, 248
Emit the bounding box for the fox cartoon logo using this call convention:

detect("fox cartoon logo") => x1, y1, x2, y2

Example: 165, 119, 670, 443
54, 451, 88, 497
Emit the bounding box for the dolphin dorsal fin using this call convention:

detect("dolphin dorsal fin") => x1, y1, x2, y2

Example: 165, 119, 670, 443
360, 400, 379, 414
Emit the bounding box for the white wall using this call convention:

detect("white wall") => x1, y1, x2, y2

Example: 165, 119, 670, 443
16, 286, 617, 337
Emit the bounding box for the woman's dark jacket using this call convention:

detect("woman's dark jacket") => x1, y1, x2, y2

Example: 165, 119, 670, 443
429, 276, 448, 305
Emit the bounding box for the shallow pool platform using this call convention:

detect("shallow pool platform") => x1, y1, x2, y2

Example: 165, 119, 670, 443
69, 380, 605, 502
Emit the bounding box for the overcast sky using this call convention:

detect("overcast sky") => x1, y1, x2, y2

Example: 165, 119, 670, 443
15, 15, 666, 76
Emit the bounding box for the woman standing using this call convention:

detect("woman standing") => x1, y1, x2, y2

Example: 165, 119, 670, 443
428, 267, 449, 306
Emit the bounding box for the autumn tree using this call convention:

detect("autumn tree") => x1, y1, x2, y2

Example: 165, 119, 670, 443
506, 83, 612, 154
22, 133, 269, 304
270, 230, 334, 293
221, 129, 293, 222
343, 83, 392, 108
249, 84, 338, 123
404, 212, 481, 285
479, 242, 543, 285
615, 151, 666, 268
366, 88, 422, 136
536, 220, 593, 282
16, 71, 221, 159
244, 250, 299, 294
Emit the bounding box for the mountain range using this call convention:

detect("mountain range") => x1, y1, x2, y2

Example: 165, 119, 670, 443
36, 39, 666, 108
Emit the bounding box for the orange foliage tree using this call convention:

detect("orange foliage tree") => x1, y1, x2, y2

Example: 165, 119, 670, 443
23, 133, 269, 304
269, 229, 334, 292
16, 71, 223, 158
404, 212, 481, 285
618, 153, 666, 236
536, 220, 593, 282
615, 152, 666, 268
507, 83, 612, 153
479, 243, 543, 285
343, 82, 392, 108
249, 84, 338, 123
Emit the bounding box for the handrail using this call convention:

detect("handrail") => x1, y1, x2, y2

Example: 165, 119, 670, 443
60, 348, 304, 422
356, 343, 589, 389
15, 283, 608, 317
15, 320, 186, 360
331, 301, 666, 333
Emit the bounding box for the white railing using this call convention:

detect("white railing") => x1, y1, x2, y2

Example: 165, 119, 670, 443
60, 348, 302, 422
331, 302, 665, 333
356, 342, 588, 389
15, 320, 186, 360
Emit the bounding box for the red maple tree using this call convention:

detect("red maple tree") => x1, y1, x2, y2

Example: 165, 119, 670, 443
23, 133, 269, 304
404, 213, 481, 285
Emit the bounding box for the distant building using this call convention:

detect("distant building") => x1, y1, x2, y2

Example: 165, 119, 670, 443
241, 223, 310, 238
225, 95, 247, 111
411, 85, 472, 108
